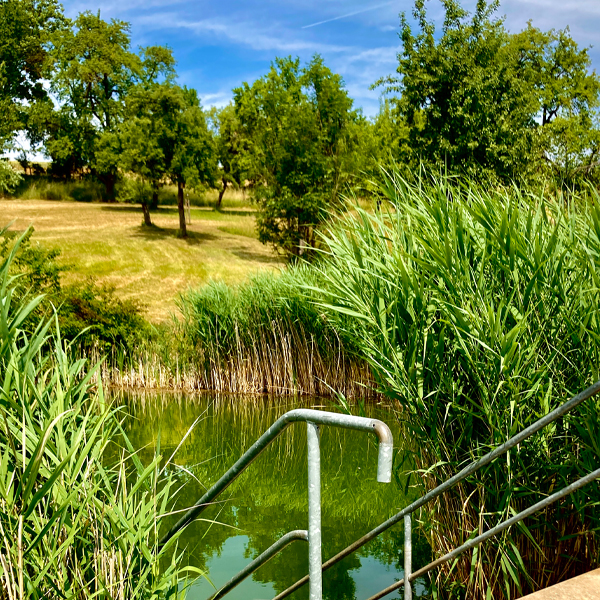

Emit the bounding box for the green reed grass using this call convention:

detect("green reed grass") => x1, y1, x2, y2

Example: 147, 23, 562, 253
99, 266, 375, 398
164, 266, 375, 398
0, 230, 202, 599
316, 170, 600, 598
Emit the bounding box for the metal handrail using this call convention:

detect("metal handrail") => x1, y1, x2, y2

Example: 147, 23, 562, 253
208, 530, 309, 600
159, 408, 394, 600
367, 466, 600, 600
273, 380, 600, 600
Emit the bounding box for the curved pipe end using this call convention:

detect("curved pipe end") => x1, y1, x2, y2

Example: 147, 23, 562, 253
373, 421, 393, 483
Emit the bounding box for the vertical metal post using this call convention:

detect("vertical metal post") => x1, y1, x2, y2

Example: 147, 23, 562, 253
307, 422, 322, 600
404, 513, 412, 600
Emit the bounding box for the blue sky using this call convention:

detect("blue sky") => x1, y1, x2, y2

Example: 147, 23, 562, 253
59, 0, 600, 117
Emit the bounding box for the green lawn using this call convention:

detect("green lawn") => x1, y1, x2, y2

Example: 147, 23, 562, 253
1, 197, 284, 322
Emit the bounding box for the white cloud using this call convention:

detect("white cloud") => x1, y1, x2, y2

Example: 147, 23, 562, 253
136, 13, 353, 54
503, 0, 600, 19
199, 90, 233, 109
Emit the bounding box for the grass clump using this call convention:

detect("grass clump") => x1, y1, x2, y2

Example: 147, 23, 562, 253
0, 228, 152, 353
317, 170, 600, 598
12, 175, 106, 202
0, 231, 199, 598
167, 265, 374, 397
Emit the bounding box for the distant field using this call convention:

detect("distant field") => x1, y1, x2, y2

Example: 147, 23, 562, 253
1, 197, 284, 322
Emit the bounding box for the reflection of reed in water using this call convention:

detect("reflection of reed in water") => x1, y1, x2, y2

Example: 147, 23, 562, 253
119, 391, 405, 524
118, 391, 432, 598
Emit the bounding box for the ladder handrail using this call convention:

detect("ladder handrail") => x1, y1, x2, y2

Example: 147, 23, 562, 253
366, 466, 600, 600
159, 408, 393, 547
273, 380, 600, 600
159, 408, 393, 600
208, 530, 309, 600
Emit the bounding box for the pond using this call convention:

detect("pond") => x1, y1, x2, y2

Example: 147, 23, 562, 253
120, 392, 431, 600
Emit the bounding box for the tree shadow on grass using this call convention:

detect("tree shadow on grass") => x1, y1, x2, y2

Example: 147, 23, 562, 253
131, 224, 218, 245
100, 205, 182, 216
215, 208, 257, 216
100, 205, 255, 217
100, 204, 144, 214
230, 247, 284, 264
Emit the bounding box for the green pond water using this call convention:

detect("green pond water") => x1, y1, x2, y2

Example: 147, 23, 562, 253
121, 392, 431, 600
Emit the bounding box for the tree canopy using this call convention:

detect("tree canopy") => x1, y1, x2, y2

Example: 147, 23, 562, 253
121, 83, 215, 233
234, 55, 358, 258
0, 0, 64, 150
378, 0, 600, 183
46, 11, 175, 196
2, 0, 600, 244
209, 103, 252, 209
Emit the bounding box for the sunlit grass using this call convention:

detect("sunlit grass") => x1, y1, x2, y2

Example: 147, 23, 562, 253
0, 196, 283, 322
217, 221, 258, 238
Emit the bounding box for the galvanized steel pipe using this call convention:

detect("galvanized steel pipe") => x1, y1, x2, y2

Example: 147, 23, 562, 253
404, 514, 412, 600
307, 422, 322, 600
207, 530, 309, 600
272, 379, 600, 600
365, 465, 600, 600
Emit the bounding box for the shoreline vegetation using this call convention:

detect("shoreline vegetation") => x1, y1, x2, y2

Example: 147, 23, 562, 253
96, 346, 377, 398
0, 232, 199, 599
2, 168, 600, 599
94, 267, 380, 399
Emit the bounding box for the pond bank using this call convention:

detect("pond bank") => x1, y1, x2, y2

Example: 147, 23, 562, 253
95, 349, 379, 399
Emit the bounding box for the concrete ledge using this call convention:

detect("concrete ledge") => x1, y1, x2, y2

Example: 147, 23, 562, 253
518, 569, 600, 599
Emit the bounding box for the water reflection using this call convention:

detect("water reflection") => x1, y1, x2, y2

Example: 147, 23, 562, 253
118, 392, 430, 599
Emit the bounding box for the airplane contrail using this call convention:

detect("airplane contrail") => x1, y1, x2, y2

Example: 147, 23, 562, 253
302, 1, 395, 29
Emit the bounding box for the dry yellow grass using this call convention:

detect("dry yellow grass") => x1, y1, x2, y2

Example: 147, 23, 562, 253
1, 198, 284, 322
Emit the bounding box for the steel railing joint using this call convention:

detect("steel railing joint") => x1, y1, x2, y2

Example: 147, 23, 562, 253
158, 408, 394, 600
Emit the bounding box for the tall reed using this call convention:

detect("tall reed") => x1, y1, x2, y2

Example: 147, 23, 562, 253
102, 266, 377, 399
0, 230, 201, 599
317, 171, 600, 598
13, 176, 106, 202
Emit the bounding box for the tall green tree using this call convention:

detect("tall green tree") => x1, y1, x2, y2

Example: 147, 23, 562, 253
509, 24, 600, 185
234, 55, 358, 258
121, 83, 215, 235
119, 85, 170, 225
380, 0, 538, 179
48, 11, 136, 193
379, 0, 600, 182
47, 12, 175, 196
166, 87, 216, 237
209, 103, 251, 209
0, 0, 64, 150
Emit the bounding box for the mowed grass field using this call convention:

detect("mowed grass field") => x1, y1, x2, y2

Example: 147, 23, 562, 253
1, 195, 284, 322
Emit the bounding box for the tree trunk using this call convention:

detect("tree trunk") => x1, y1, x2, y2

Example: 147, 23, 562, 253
177, 181, 187, 237
217, 179, 228, 209
150, 186, 159, 210
141, 201, 152, 226
102, 172, 117, 202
